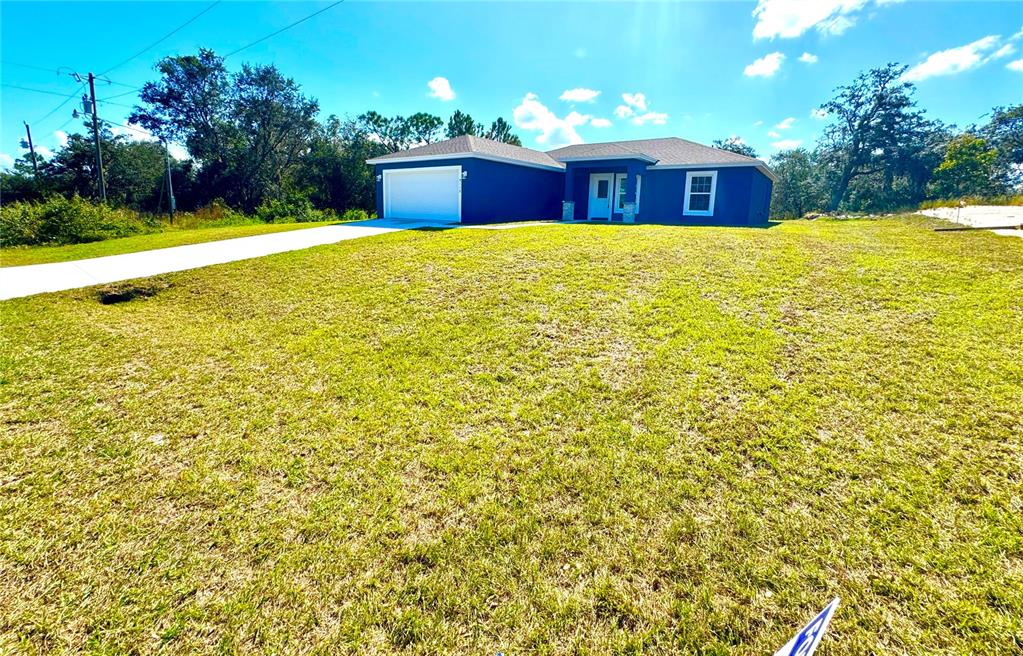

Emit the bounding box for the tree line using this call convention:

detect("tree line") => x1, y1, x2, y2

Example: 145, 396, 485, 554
2, 54, 1020, 220
712, 64, 1021, 217
1, 49, 522, 216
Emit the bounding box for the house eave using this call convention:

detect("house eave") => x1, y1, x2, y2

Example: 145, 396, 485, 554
646, 161, 777, 182
366, 152, 565, 172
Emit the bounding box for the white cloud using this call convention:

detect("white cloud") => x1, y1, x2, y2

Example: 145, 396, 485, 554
810, 108, 828, 120
751, 0, 900, 40
621, 92, 648, 112
991, 43, 1016, 60
612, 93, 666, 125
767, 130, 782, 138
753, 120, 764, 127
33, 145, 53, 159
427, 76, 456, 101
54, 130, 69, 147
1008, 58, 1023, 72
775, 117, 796, 130
744, 52, 785, 77
902, 35, 1004, 82
632, 112, 668, 126
590, 117, 613, 128
771, 139, 803, 150
560, 88, 600, 103
0, 153, 14, 170
513, 93, 589, 147
799, 52, 819, 64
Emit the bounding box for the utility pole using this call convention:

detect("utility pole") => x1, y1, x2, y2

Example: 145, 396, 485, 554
163, 140, 176, 223
23, 122, 38, 177
87, 72, 107, 202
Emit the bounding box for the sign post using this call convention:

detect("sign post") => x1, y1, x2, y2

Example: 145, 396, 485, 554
773, 598, 840, 656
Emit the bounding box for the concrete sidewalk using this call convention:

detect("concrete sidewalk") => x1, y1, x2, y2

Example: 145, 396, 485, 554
0, 218, 452, 300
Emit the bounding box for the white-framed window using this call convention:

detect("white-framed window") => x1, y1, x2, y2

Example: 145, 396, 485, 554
683, 171, 717, 217
613, 173, 641, 213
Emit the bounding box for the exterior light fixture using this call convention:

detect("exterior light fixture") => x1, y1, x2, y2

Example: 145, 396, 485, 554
376, 174, 382, 182
461, 171, 468, 180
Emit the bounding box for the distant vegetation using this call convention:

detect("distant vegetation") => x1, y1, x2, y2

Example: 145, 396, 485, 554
712, 66, 1022, 219
716, 67, 1018, 220
2, 52, 1020, 229
0, 195, 370, 248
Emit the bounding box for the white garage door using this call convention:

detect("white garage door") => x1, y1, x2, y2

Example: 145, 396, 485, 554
384, 166, 461, 222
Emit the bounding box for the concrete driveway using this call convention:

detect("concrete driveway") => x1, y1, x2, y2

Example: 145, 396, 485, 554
0, 218, 454, 300
919, 205, 1023, 238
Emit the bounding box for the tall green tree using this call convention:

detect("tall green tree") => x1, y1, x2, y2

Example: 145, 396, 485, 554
818, 63, 925, 211
356, 111, 443, 152
929, 134, 998, 198
295, 115, 387, 213
483, 117, 522, 146
979, 104, 1023, 189
446, 110, 481, 139
131, 49, 318, 211
769, 149, 825, 218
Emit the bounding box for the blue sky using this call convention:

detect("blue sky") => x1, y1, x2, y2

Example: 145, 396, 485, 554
2, 1, 1021, 168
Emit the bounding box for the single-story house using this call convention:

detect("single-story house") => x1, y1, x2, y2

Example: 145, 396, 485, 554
366, 135, 775, 226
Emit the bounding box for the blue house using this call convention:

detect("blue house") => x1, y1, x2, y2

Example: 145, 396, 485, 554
367, 135, 774, 226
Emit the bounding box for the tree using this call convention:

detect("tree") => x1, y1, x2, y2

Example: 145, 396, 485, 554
712, 137, 757, 158
356, 111, 442, 152
131, 49, 319, 211
295, 115, 387, 213
446, 110, 481, 138
228, 63, 319, 209
929, 134, 998, 199
403, 112, 444, 145
979, 104, 1023, 190
445, 111, 521, 145
483, 117, 522, 146
769, 149, 825, 218
818, 63, 924, 211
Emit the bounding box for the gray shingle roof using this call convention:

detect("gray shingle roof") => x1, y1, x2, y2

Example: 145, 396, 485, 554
546, 137, 762, 167
366, 135, 565, 170
367, 135, 774, 178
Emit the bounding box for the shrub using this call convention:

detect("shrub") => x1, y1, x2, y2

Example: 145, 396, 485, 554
255, 195, 331, 224
0, 195, 158, 247
171, 199, 256, 229
919, 195, 1023, 210
340, 208, 370, 222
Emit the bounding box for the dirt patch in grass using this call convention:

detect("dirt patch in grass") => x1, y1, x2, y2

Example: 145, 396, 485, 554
97, 280, 173, 304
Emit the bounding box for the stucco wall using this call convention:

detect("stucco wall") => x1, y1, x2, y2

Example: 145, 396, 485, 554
374, 158, 563, 224
374, 157, 773, 226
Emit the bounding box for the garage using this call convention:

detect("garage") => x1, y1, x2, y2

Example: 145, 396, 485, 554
382, 165, 461, 222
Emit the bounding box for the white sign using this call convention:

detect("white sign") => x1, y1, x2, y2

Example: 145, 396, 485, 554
773, 598, 840, 656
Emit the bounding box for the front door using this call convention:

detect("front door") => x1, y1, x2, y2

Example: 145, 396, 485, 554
587, 174, 613, 220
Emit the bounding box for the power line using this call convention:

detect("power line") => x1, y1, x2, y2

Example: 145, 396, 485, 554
223, 0, 346, 59
33, 83, 87, 125
99, 1, 222, 76
99, 88, 143, 102
2, 83, 83, 98
0, 61, 76, 76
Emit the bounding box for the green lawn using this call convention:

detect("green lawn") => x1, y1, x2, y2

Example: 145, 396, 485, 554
1, 216, 1020, 655
0, 220, 338, 267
